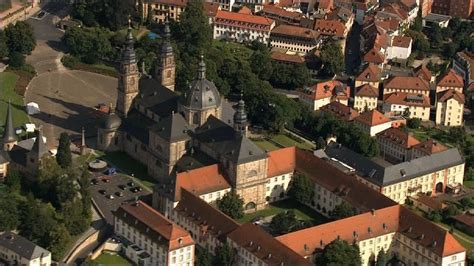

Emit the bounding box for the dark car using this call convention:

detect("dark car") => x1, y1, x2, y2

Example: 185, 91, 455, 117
134, 186, 142, 192
118, 184, 126, 190
91, 179, 99, 185
102, 177, 110, 183
37, 11, 46, 18
115, 191, 124, 197
130, 187, 138, 193
98, 189, 107, 195
128, 182, 135, 187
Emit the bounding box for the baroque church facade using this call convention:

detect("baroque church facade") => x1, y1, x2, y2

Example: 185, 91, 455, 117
96, 22, 269, 211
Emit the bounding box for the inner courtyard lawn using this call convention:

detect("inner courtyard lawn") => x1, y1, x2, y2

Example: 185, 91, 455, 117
239, 199, 328, 225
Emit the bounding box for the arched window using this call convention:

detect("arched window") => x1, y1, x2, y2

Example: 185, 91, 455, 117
247, 170, 257, 177
192, 113, 199, 125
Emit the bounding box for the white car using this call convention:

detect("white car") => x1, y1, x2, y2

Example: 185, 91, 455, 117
106, 194, 115, 200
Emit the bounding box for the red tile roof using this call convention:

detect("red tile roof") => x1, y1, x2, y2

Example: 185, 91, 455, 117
271, 24, 320, 39
267, 146, 296, 177
414, 64, 432, 82
175, 189, 239, 241
317, 0, 334, 10
238, 6, 252, 15
453, 213, 474, 229
436, 89, 465, 104
215, 10, 274, 30
321, 101, 360, 122
314, 19, 346, 38
271, 52, 305, 64
174, 164, 230, 201
391, 36, 412, 48
147, 0, 187, 7
356, 63, 382, 82
383, 92, 431, 107
355, 109, 391, 126
203, 2, 220, 17
261, 5, 303, 20
228, 223, 313, 265
278, 205, 466, 258
363, 47, 385, 64
300, 80, 349, 100
376, 127, 420, 149
437, 69, 464, 88
116, 201, 194, 251
355, 84, 379, 98
384, 76, 430, 92
413, 193, 446, 210
412, 139, 448, 155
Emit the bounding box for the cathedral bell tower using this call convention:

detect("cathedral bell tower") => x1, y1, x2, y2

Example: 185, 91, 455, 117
116, 21, 139, 117
155, 17, 176, 91
233, 92, 248, 137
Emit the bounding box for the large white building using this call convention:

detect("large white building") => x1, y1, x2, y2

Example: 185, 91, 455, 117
114, 201, 195, 266
0, 231, 51, 266
213, 9, 275, 44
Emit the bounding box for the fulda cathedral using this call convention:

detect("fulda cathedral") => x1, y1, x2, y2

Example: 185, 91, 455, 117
97, 22, 271, 211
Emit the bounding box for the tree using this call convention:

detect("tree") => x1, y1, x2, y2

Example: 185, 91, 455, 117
250, 50, 273, 80
195, 248, 213, 266
269, 210, 309, 235
407, 118, 421, 129
63, 27, 115, 64
0, 30, 8, 58
213, 243, 235, 266
426, 210, 442, 222
320, 42, 345, 76
460, 197, 474, 210
56, 132, 72, 168
216, 191, 244, 219
0, 195, 20, 231
376, 249, 388, 266
442, 204, 461, 220
330, 202, 356, 220
4, 170, 21, 192
5, 21, 36, 55
47, 224, 72, 260
288, 174, 314, 204
316, 239, 362, 265
8, 52, 25, 68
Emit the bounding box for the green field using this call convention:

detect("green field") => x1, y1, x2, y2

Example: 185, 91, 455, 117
85, 252, 132, 265
239, 199, 328, 225
0, 72, 30, 134
271, 134, 314, 150
253, 139, 279, 151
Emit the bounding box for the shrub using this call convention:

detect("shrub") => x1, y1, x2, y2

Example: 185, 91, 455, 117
61, 55, 79, 69
8, 52, 25, 68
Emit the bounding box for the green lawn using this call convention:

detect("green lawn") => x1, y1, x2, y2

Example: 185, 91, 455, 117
465, 180, 474, 189
99, 152, 155, 189
271, 134, 315, 150
253, 140, 279, 151
85, 252, 132, 265
239, 199, 328, 225
0, 72, 30, 134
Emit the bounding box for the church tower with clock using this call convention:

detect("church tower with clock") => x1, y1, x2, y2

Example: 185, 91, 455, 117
116, 24, 139, 117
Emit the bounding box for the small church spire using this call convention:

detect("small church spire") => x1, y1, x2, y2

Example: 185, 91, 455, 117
234, 91, 248, 136
155, 14, 176, 91
3, 100, 17, 151
161, 16, 173, 54
197, 54, 206, 80
122, 18, 136, 64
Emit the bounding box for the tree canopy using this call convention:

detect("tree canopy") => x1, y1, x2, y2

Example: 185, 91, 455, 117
216, 191, 244, 219
63, 27, 115, 64
288, 174, 314, 204
57, 132, 72, 168
213, 243, 235, 266
316, 239, 362, 265
320, 42, 345, 76
4, 21, 36, 55
330, 202, 356, 220
269, 210, 310, 235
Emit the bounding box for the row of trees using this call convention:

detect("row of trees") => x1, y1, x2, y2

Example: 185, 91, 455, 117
72, 0, 141, 30
0, 21, 36, 67
0, 132, 90, 260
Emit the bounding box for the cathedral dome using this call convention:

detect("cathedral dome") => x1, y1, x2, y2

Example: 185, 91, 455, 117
183, 56, 221, 110
102, 108, 122, 130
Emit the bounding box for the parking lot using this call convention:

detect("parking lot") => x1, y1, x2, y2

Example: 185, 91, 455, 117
90, 173, 151, 225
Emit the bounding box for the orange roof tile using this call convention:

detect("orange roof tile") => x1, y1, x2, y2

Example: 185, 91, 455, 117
317, 0, 334, 10
391, 36, 412, 48
412, 139, 448, 155
384, 76, 430, 91
436, 89, 465, 104
376, 127, 420, 149
383, 92, 431, 107
261, 5, 303, 20
355, 84, 379, 98
203, 2, 220, 17
147, 0, 187, 7
355, 109, 390, 126
314, 19, 346, 38
228, 223, 313, 265
267, 146, 296, 177
363, 47, 385, 64
271, 52, 305, 64
414, 64, 432, 82
271, 24, 320, 39
356, 63, 382, 82
437, 69, 464, 88
116, 201, 194, 251
238, 6, 252, 15
299, 80, 349, 100
321, 101, 359, 122
215, 10, 274, 30
174, 164, 230, 201
278, 204, 465, 258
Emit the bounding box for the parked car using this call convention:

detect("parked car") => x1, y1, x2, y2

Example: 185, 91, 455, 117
106, 194, 115, 200
130, 187, 138, 193
102, 177, 110, 183
135, 186, 142, 192
116, 191, 124, 197
98, 189, 107, 195
118, 184, 126, 190
127, 182, 135, 187
91, 179, 99, 185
